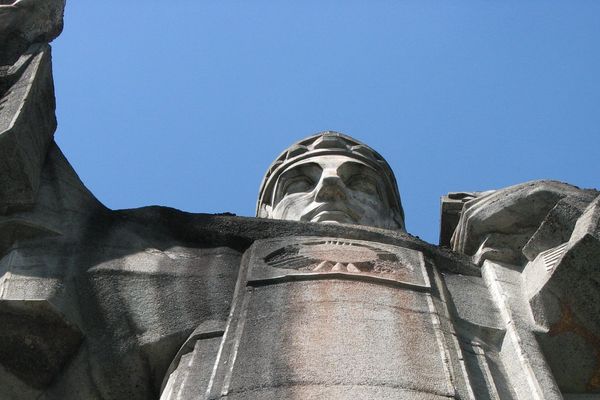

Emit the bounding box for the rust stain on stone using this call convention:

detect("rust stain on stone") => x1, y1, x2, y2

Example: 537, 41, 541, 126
549, 303, 600, 391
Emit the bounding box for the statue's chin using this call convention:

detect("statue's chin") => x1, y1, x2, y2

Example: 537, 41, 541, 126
310, 211, 355, 224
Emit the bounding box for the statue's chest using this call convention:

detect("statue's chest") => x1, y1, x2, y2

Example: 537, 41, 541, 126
206, 236, 457, 399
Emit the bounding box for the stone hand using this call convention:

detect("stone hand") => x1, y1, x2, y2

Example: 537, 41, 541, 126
0, 0, 64, 43
451, 180, 582, 265
0, 2, 23, 34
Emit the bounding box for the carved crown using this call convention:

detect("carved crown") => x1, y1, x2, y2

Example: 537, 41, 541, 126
256, 131, 405, 229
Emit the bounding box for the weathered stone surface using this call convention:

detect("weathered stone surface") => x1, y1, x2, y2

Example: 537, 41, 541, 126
87, 245, 242, 395
482, 260, 564, 400
439, 191, 493, 247
201, 237, 456, 399
0, 299, 82, 389
160, 320, 225, 399
0, 142, 246, 398
0, 0, 65, 65
0, 44, 56, 212
443, 273, 503, 330
523, 209, 600, 394
1, 130, 598, 399
570, 194, 600, 243
232, 284, 450, 396
250, 236, 430, 287
440, 177, 600, 399
451, 180, 594, 266
448, 181, 600, 398
522, 193, 597, 261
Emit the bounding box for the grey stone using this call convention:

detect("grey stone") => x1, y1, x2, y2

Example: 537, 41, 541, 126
0, 0, 65, 48
0, 44, 56, 212
442, 178, 600, 398
524, 227, 600, 394
451, 180, 590, 266
439, 191, 494, 247
443, 273, 503, 330
1, 134, 595, 399
482, 260, 563, 400
160, 322, 225, 400
0, 299, 82, 389
206, 237, 456, 399
570, 194, 600, 243
522, 193, 597, 261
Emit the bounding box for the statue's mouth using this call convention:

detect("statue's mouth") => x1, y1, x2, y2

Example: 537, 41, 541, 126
312, 210, 352, 223
307, 209, 356, 224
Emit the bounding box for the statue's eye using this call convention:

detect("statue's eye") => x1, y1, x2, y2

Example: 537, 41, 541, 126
347, 175, 378, 196
283, 177, 314, 196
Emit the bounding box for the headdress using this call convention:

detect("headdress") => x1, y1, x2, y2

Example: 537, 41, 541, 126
257, 131, 405, 229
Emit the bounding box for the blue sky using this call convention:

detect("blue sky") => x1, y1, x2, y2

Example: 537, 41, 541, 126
51, 1, 600, 244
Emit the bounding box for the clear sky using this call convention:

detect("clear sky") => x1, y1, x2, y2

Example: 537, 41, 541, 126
51, 1, 600, 244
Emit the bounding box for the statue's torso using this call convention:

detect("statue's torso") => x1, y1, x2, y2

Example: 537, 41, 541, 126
160, 234, 508, 400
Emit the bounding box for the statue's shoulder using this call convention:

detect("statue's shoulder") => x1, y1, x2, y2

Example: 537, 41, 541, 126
442, 179, 599, 266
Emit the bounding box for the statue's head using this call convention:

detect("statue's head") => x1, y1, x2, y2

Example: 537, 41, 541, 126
257, 131, 405, 230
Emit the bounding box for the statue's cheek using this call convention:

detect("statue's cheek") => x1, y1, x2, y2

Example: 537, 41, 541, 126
272, 192, 314, 220
352, 191, 386, 209
346, 192, 387, 221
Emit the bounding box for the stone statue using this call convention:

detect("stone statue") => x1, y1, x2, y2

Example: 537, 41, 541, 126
256, 132, 405, 230
2, 2, 600, 400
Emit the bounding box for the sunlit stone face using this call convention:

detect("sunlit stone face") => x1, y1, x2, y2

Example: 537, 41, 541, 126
270, 155, 399, 229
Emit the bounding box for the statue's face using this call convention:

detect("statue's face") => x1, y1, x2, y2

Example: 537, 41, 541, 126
270, 155, 398, 229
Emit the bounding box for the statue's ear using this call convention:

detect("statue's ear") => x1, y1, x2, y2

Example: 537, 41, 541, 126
258, 203, 273, 219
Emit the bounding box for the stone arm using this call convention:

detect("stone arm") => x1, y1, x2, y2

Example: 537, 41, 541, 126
0, 0, 64, 212
0, 1, 25, 39
447, 180, 600, 395
0, 0, 64, 43
449, 180, 599, 266
0, 1, 91, 397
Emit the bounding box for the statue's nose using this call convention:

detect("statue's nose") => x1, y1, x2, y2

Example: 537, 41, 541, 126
315, 175, 347, 202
